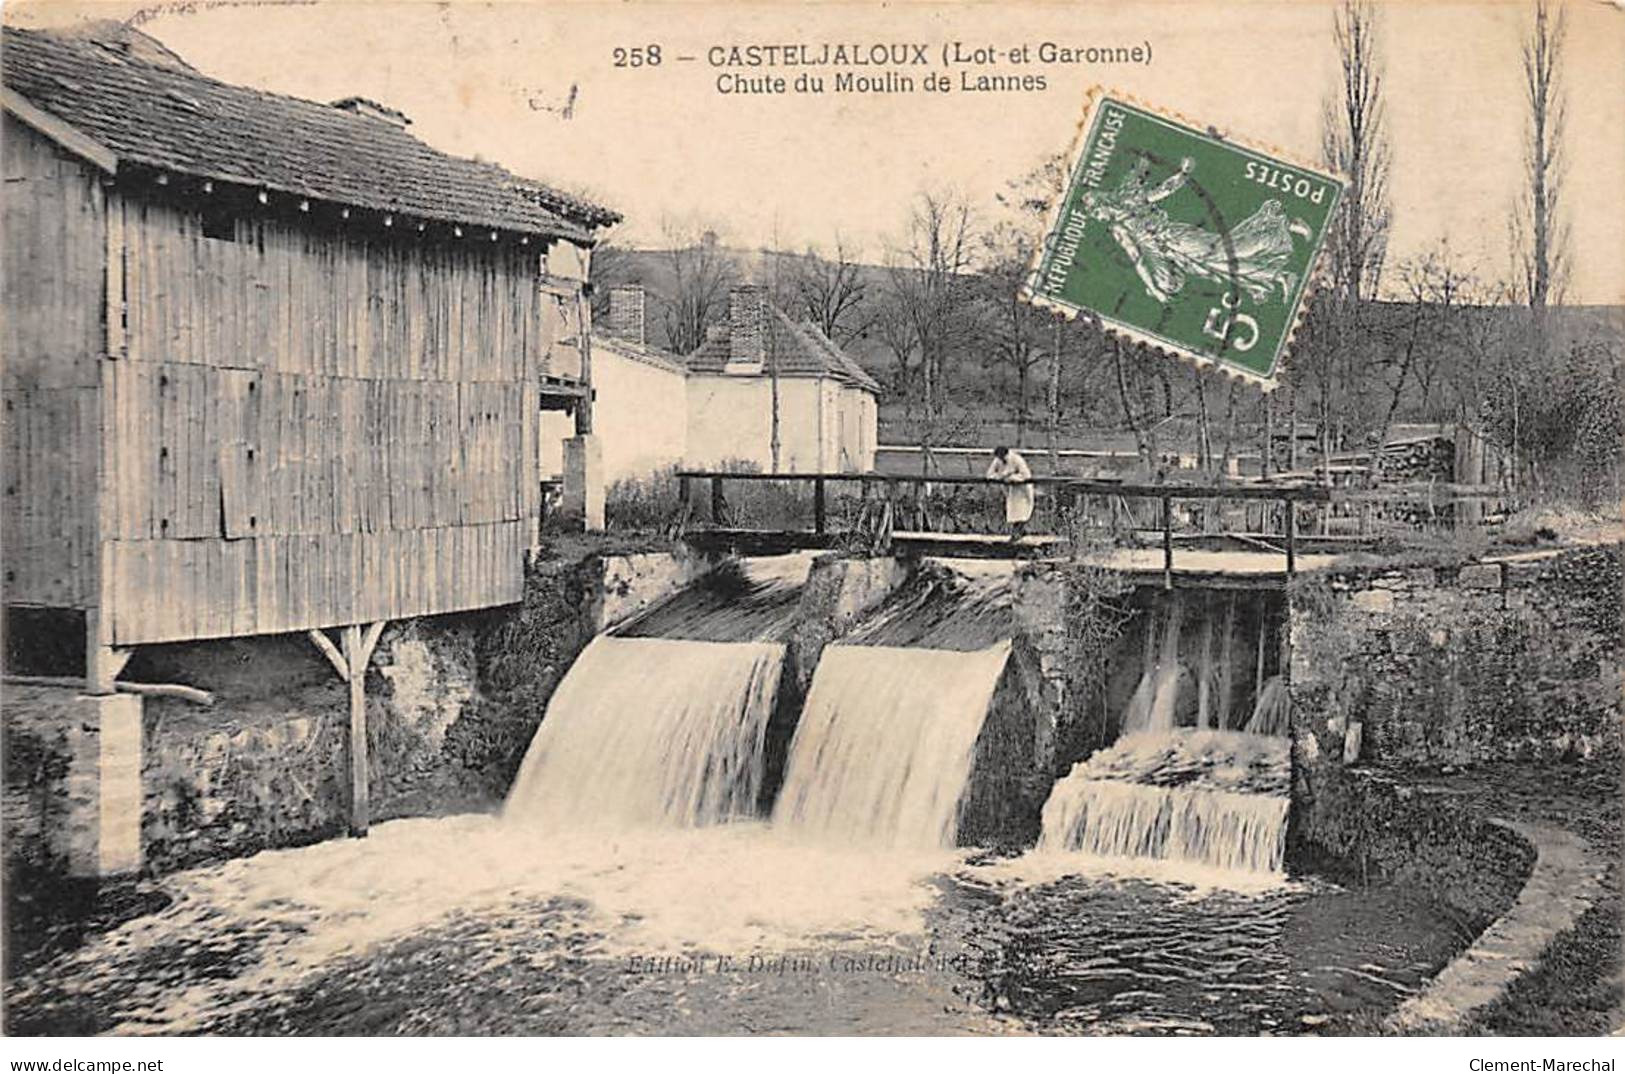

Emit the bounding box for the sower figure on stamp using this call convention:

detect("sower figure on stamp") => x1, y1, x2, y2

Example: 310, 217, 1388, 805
1079, 155, 1313, 306
986, 445, 1034, 541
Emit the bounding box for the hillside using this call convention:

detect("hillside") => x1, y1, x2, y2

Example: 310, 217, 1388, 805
590, 244, 1625, 450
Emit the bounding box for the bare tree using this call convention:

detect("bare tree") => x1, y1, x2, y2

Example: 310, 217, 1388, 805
1294, 0, 1393, 470
1511, 0, 1569, 318
1323, 0, 1392, 309
994, 154, 1077, 464
882, 191, 977, 471
873, 297, 922, 416
758, 240, 796, 474
975, 219, 1049, 446
586, 242, 636, 322
659, 223, 736, 356
785, 237, 874, 346
1380, 242, 1471, 445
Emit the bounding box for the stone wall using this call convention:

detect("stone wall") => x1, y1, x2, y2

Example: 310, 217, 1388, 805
4, 549, 636, 882
1286, 543, 1620, 915
3, 688, 142, 879
1289, 544, 1622, 769
138, 615, 499, 873
957, 640, 1046, 848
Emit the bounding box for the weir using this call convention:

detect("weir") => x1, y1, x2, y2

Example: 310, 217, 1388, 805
1040, 730, 1291, 873
1041, 584, 1292, 876
505, 635, 784, 830
507, 553, 1293, 876
773, 641, 1013, 849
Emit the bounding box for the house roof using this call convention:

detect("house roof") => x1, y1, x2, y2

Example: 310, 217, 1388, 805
687, 306, 881, 393
1, 25, 620, 242
592, 332, 689, 377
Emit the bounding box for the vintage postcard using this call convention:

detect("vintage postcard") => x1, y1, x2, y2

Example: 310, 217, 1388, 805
1, 0, 1621, 1057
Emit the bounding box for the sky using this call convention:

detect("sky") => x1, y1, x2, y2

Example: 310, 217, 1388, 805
8, 0, 1624, 303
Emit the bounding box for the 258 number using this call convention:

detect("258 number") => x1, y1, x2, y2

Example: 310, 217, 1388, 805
612, 45, 662, 67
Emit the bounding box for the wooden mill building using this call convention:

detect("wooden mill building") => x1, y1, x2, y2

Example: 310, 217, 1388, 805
1, 25, 618, 840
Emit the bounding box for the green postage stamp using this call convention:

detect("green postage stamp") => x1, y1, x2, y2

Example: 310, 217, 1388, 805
1024, 92, 1344, 386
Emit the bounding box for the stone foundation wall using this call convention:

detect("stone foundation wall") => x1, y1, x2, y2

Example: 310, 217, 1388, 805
1286, 543, 1620, 914
1289, 544, 1622, 769
3, 688, 142, 879
3, 550, 638, 881
957, 641, 1046, 848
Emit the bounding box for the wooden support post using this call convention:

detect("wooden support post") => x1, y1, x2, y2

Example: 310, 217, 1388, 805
307, 628, 349, 682
573, 291, 594, 436
880, 479, 897, 551
84, 611, 132, 696
675, 474, 693, 535
342, 625, 368, 837
1161, 493, 1174, 589
711, 476, 725, 526
1284, 498, 1297, 577
309, 623, 385, 837
813, 477, 827, 535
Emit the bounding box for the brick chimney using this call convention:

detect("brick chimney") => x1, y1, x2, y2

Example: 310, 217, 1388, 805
606, 285, 646, 345
728, 285, 766, 367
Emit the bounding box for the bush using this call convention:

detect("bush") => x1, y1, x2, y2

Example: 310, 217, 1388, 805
603, 466, 681, 532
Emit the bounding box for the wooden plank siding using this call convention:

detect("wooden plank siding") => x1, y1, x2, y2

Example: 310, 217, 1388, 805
97, 196, 545, 645
4, 106, 550, 648
1, 117, 104, 610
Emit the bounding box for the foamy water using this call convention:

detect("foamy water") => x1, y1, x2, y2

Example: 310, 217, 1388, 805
13, 815, 966, 1034
1037, 730, 1292, 876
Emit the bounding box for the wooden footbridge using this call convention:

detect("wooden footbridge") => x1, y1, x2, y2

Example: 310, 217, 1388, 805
672, 469, 1495, 589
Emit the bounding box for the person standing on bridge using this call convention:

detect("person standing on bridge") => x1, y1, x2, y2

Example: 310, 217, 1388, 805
986, 445, 1034, 540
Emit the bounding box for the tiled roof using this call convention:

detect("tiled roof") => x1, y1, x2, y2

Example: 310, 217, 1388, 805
687, 306, 881, 393
1, 26, 619, 241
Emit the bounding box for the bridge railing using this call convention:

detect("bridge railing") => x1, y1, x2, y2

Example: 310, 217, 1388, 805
674, 471, 1364, 581
672, 469, 1505, 582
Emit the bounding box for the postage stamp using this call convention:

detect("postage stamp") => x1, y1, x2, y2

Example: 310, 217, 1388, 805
1023, 91, 1344, 386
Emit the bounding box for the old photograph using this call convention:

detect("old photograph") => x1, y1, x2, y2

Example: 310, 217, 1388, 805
1, 0, 1622, 1046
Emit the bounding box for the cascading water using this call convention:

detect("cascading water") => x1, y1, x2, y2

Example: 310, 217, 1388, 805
1042, 589, 1292, 876
1039, 731, 1291, 873
773, 641, 1012, 849
505, 635, 784, 830
1245, 675, 1291, 736
1121, 598, 1185, 735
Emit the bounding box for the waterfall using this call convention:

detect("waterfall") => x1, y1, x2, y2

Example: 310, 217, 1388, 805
1122, 598, 1185, 735
505, 636, 784, 830
1040, 779, 1288, 873
1245, 675, 1291, 736
773, 641, 1011, 849
1038, 729, 1291, 875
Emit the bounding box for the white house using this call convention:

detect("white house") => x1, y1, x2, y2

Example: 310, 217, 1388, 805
684, 285, 880, 473
542, 284, 880, 486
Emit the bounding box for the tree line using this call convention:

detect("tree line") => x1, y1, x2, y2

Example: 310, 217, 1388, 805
592, 0, 1620, 506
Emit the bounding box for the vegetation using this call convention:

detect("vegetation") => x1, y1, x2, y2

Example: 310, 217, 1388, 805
592, 0, 1620, 514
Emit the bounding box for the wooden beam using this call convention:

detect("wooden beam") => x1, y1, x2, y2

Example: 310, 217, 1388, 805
1161, 493, 1174, 590
2, 88, 119, 173
306, 628, 349, 682
7, 674, 210, 705
1284, 499, 1298, 577
359, 620, 386, 669
342, 624, 369, 837
84, 610, 132, 695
